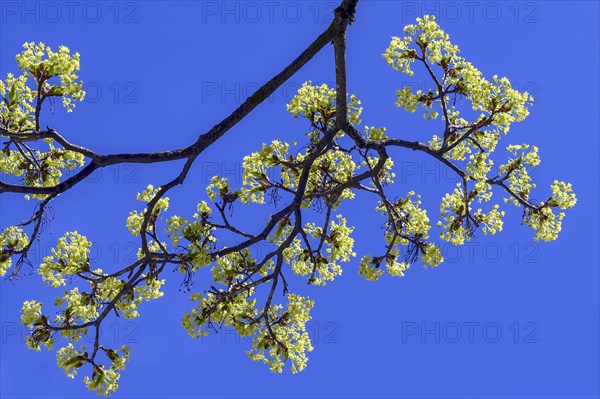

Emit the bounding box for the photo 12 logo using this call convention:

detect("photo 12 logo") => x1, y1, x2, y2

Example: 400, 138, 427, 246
1, 2, 140, 23
83, 81, 141, 104
400, 2, 540, 24
199, 1, 338, 24
400, 321, 540, 343
200, 321, 340, 344
200, 81, 335, 104
1, 321, 140, 345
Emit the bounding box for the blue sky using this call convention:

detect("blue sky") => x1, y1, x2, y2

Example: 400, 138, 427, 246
1, 1, 599, 398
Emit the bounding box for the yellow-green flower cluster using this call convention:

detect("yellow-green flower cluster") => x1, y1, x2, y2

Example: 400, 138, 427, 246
366, 126, 388, 140
358, 255, 385, 281
383, 15, 533, 150
247, 294, 314, 373
438, 183, 505, 244
1, 43, 86, 199
0, 225, 29, 276
524, 207, 564, 242
286, 81, 362, 127
95, 277, 126, 305
126, 185, 170, 236
57, 342, 131, 394
305, 150, 359, 206
239, 139, 360, 208
185, 289, 315, 374
56, 338, 130, 395
496, 144, 576, 241
27, 141, 85, 194
377, 194, 426, 246
284, 215, 355, 286
501, 144, 540, 207
206, 175, 232, 202
16, 42, 85, 113
117, 276, 165, 319
384, 192, 431, 239
324, 215, 355, 263
54, 287, 99, 325
520, 180, 576, 242
83, 345, 131, 396
386, 255, 410, 277
383, 34, 416, 76
421, 243, 443, 267
404, 15, 457, 64
183, 289, 259, 339
0, 144, 25, 178
473, 205, 505, 236
239, 140, 291, 204
0, 72, 35, 132
56, 343, 85, 378
0, 141, 85, 199
21, 300, 43, 328
360, 192, 443, 280
395, 86, 420, 112
438, 185, 470, 245
211, 248, 258, 285
166, 201, 217, 271
465, 130, 502, 180
287, 81, 336, 124
20, 300, 55, 350
38, 231, 91, 287
548, 181, 576, 210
